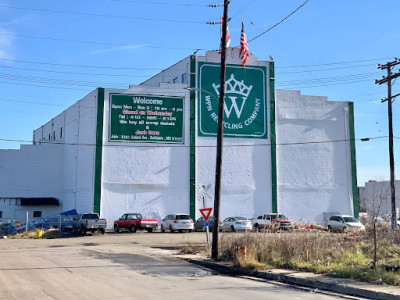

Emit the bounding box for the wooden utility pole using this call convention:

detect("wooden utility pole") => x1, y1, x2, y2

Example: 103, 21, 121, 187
376, 58, 400, 230
211, 0, 229, 261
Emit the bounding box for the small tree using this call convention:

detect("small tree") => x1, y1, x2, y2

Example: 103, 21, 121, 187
366, 180, 391, 269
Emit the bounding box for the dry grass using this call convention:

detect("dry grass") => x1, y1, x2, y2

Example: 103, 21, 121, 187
213, 226, 400, 285
8, 229, 65, 239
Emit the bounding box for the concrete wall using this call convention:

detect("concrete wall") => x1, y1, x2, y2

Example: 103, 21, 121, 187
100, 86, 191, 226
276, 90, 354, 224
0, 144, 63, 221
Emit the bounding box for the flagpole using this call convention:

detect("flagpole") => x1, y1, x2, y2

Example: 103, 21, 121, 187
211, 0, 229, 261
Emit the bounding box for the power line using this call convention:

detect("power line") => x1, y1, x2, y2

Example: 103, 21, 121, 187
247, 0, 310, 43
0, 72, 130, 87
110, 0, 222, 7
277, 63, 380, 74
0, 136, 389, 148
276, 57, 394, 69
0, 56, 390, 71
0, 65, 152, 78
0, 5, 210, 24
0, 80, 93, 91
0, 32, 206, 51
230, 0, 256, 18
0, 97, 94, 108
0, 57, 165, 71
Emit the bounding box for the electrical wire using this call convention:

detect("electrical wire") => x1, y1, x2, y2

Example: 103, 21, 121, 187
0, 32, 206, 51
0, 65, 152, 77
0, 57, 390, 71
110, 0, 222, 7
230, 0, 256, 18
247, 0, 310, 43
0, 136, 389, 148
0, 5, 210, 24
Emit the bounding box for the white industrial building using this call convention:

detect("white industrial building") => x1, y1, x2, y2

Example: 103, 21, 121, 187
0, 49, 358, 227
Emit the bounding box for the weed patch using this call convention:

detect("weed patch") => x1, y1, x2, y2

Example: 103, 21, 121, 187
215, 228, 400, 285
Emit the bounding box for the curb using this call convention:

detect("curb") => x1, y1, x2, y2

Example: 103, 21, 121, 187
186, 259, 400, 300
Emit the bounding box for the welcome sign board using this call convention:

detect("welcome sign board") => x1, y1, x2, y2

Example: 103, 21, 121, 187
109, 94, 184, 143
197, 62, 267, 138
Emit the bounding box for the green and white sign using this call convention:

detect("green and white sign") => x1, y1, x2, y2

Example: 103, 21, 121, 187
198, 62, 267, 138
109, 94, 184, 143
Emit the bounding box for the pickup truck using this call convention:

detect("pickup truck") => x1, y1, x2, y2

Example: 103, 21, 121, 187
253, 213, 294, 232
73, 213, 107, 235
114, 213, 158, 233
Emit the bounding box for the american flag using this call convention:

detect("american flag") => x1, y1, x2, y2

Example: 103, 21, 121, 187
240, 21, 249, 67
219, 16, 231, 54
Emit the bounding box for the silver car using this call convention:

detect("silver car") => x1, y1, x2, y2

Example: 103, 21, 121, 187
161, 214, 194, 233
222, 217, 252, 232
327, 215, 365, 232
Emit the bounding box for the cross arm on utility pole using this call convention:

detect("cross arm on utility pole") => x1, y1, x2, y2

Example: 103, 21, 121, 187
376, 72, 400, 85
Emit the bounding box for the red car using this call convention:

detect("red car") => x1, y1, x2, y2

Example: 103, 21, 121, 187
114, 213, 158, 233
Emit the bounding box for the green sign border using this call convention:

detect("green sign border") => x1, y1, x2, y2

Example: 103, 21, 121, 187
197, 62, 268, 139
108, 93, 185, 144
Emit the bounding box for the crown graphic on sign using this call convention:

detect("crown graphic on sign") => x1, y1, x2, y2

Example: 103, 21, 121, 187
212, 74, 253, 98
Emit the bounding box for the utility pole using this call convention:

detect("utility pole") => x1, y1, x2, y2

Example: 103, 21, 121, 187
211, 0, 229, 261
376, 58, 400, 230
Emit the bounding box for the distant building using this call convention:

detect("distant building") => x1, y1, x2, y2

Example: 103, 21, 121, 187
362, 180, 400, 218
0, 49, 358, 226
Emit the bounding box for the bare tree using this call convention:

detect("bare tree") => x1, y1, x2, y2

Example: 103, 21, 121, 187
366, 180, 391, 269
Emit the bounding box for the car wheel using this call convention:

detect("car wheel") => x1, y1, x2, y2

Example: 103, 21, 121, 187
188, 229, 192, 233
80, 227, 86, 235
161, 225, 165, 233
327, 225, 332, 232
169, 225, 174, 233
131, 225, 137, 233
231, 225, 236, 232
114, 224, 119, 233
146, 228, 153, 233
100, 229, 105, 234
255, 224, 260, 232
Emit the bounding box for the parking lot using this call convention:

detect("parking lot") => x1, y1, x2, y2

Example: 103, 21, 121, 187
0, 231, 344, 299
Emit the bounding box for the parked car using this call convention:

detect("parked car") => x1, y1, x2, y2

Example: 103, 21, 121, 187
221, 217, 252, 232
253, 213, 294, 231
113, 213, 158, 233
327, 215, 365, 232
72, 213, 107, 235
161, 214, 194, 233
194, 216, 222, 232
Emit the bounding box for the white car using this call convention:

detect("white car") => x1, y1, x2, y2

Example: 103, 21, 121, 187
161, 214, 194, 233
327, 215, 365, 232
222, 217, 252, 232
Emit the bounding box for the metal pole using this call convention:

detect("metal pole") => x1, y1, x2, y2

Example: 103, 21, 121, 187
202, 196, 210, 247
211, 0, 229, 261
26, 211, 29, 232
387, 66, 396, 230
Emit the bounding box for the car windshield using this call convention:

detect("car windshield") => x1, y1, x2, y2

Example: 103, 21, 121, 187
343, 217, 358, 223
176, 215, 191, 220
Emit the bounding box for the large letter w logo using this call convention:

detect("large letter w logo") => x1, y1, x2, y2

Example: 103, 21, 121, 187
224, 96, 247, 119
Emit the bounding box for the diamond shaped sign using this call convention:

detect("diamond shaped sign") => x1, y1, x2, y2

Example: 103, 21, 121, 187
199, 208, 212, 221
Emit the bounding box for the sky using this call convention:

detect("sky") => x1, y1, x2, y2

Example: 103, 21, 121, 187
0, 0, 399, 186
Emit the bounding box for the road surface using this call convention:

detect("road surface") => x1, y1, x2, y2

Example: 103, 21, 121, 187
0, 232, 349, 299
